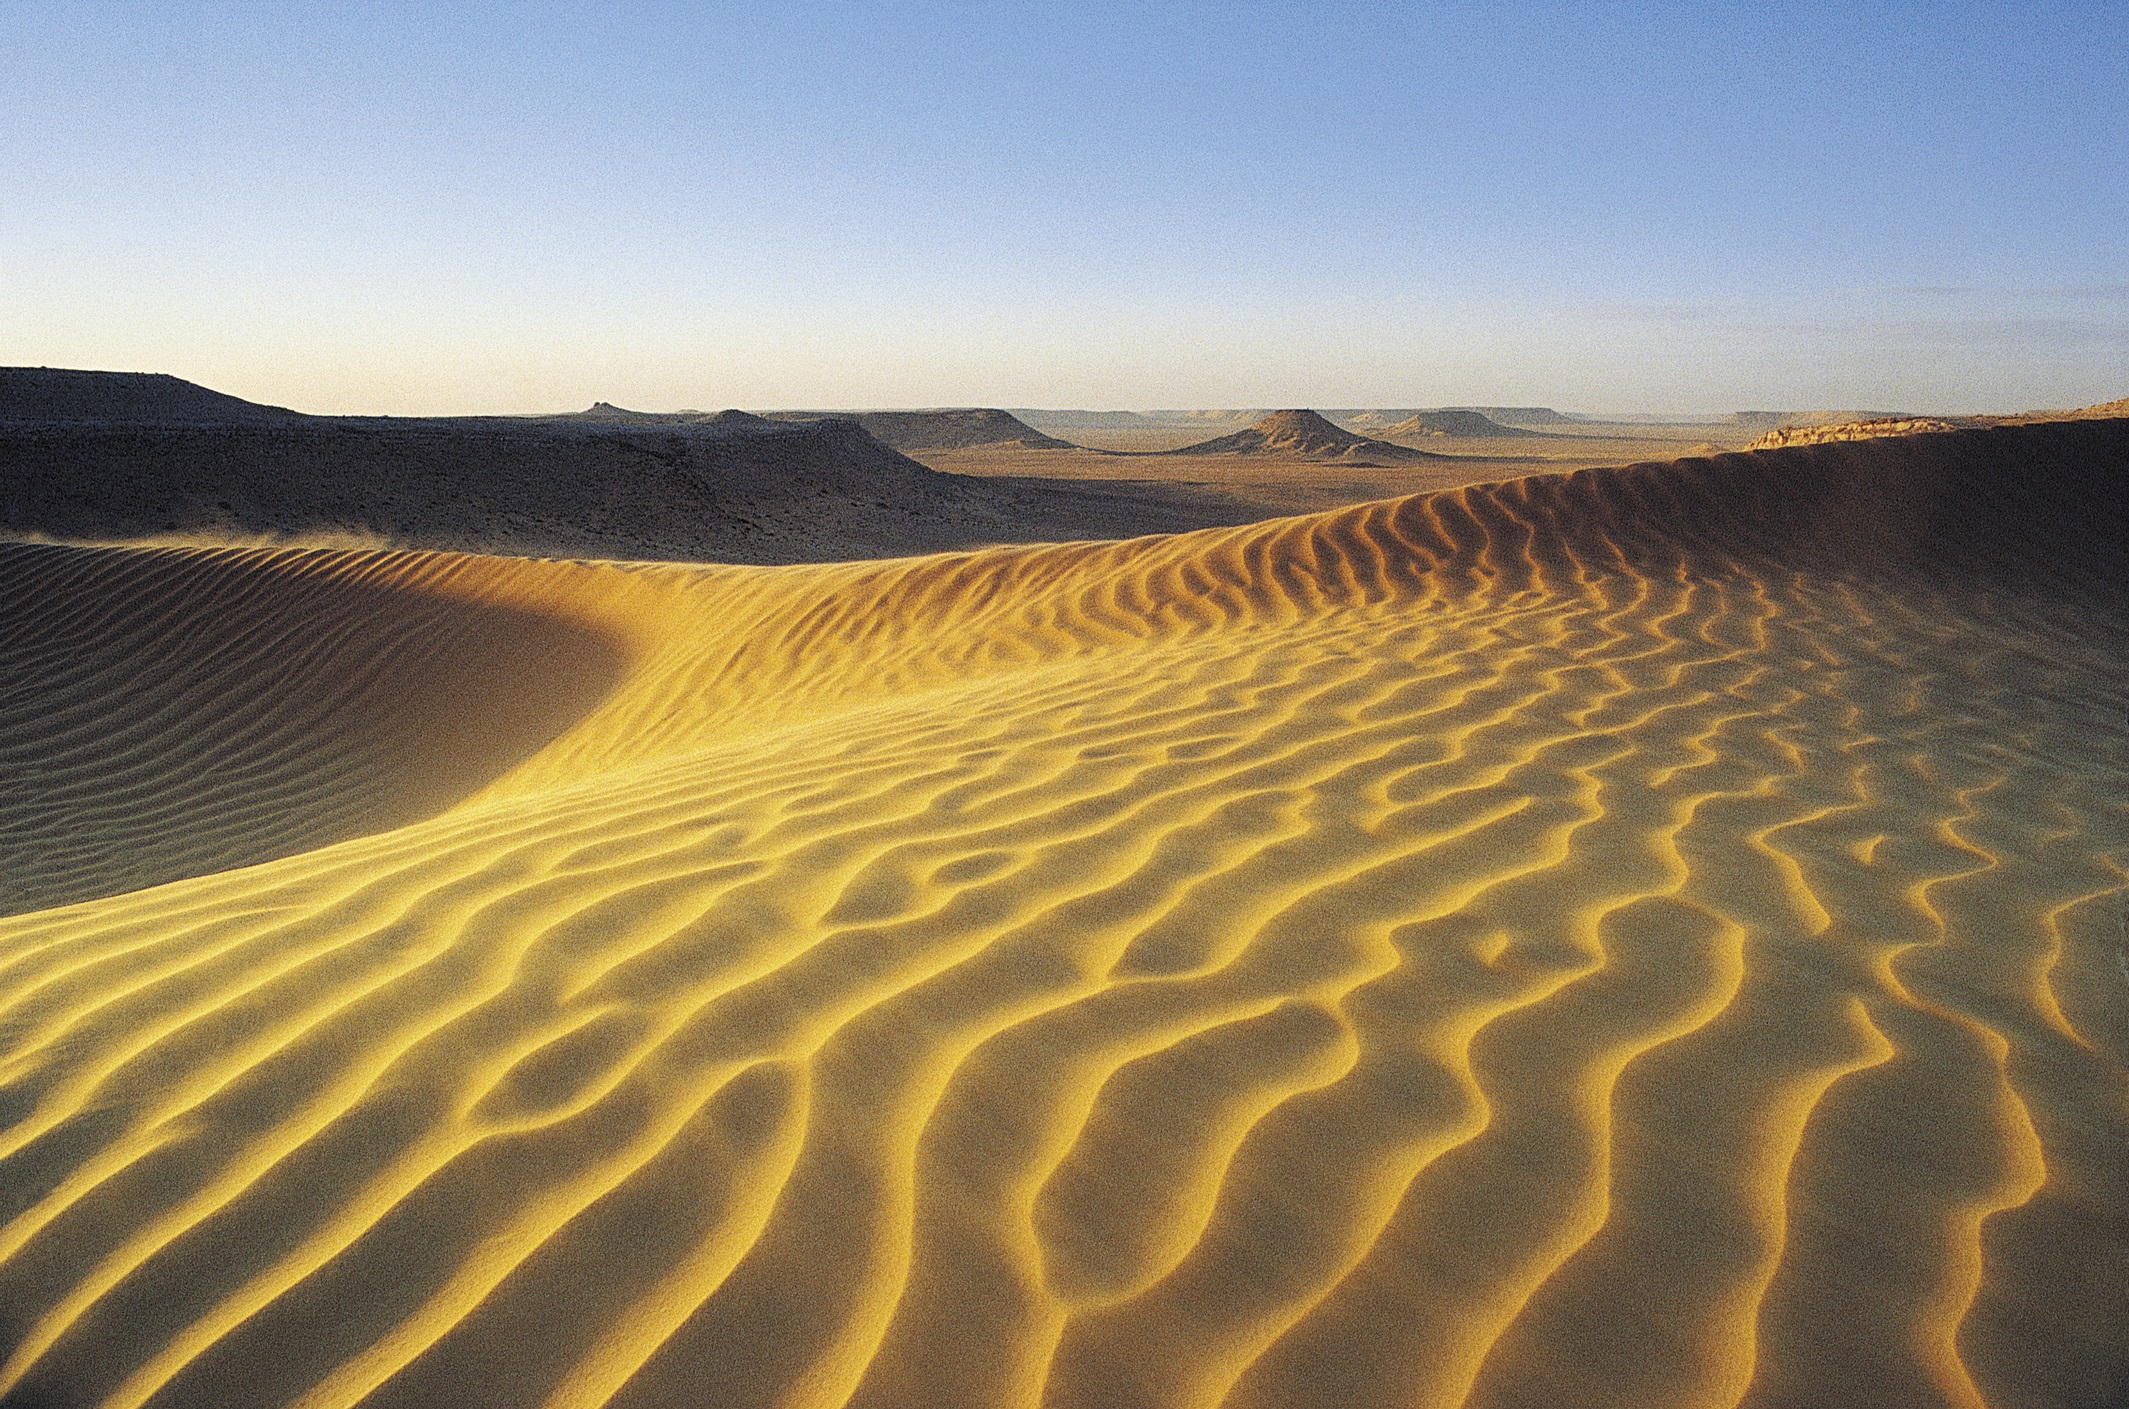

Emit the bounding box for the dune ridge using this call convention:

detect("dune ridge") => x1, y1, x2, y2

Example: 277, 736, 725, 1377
0, 419, 2126, 1407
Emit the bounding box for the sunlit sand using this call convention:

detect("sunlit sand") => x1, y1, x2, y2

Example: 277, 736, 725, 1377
2, 420, 2125, 1407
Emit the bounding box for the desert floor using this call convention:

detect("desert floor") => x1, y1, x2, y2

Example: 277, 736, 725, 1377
915, 445, 1523, 517
1, 421, 2125, 1408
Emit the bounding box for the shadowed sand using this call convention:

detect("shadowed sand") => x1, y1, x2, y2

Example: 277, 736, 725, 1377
0, 420, 2126, 1408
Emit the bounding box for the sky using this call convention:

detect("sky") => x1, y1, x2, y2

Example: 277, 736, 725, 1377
2, 0, 2125, 415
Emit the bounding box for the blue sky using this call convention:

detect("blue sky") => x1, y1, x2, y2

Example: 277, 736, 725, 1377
3, 1, 2124, 414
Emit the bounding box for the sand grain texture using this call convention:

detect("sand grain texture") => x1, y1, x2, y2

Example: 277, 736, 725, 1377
1, 420, 2127, 1408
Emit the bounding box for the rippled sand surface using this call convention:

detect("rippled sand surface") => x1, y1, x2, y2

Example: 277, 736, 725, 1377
2, 423, 2125, 1408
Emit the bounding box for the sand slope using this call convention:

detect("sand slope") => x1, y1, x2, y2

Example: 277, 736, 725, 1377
1, 420, 2126, 1408
0, 544, 626, 916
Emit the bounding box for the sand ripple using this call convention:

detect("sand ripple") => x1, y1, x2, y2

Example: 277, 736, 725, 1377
2, 423, 2126, 1407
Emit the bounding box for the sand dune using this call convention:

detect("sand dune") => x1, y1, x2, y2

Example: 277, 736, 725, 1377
0, 544, 626, 917
1, 419, 2126, 1407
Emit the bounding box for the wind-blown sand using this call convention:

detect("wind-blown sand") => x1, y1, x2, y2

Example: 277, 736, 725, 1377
1, 419, 2126, 1408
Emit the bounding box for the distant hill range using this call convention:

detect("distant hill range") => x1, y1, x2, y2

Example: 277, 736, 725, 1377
2007, 395, 2129, 422
560, 403, 771, 429
766, 409, 1073, 452
1743, 396, 2129, 450
1382, 410, 1557, 439
0, 372, 1248, 562
1331, 408, 1582, 434
1017, 407, 1582, 436
1168, 410, 1450, 463
1463, 406, 1582, 427
1746, 417, 1973, 450
1721, 409, 1919, 431
0, 368, 308, 425
1012, 409, 1262, 434
556, 405, 1072, 452
1745, 393, 2129, 449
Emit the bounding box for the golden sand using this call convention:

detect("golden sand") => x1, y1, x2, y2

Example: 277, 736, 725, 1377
1, 423, 2125, 1407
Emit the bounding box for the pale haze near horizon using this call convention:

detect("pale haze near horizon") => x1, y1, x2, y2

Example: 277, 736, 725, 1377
2, 0, 2124, 418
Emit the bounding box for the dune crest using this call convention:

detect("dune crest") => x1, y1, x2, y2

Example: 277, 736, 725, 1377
0, 419, 2126, 1407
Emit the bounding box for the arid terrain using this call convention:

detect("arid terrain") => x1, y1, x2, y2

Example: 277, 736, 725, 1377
920, 408, 1759, 513
2, 372, 2126, 1409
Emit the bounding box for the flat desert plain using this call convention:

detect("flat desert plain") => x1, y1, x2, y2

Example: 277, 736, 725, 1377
2, 402, 2127, 1409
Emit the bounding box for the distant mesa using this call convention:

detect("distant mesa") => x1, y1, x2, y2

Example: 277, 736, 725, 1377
562, 401, 702, 425
1747, 416, 1971, 450
1751, 397, 2129, 446
1011, 408, 1263, 437
766, 408, 1074, 452
1739, 394, 2129, 448
1321, 410, 1413, 433
1007, 408, 1158, 431
1169, 409, 1447, 462
1464, 405, 1581, 427
2023, 394, 2129, 421
1311, 408, 1580, 437
553, 402, 800, 436
1723, 408, 1917, 431
1384, 409, 1551, 439
854, 409, 1074, 452
0, 368, 306, 425
1335, 406, 1580, 431
0, 368, 1241, 562
555, 404, 786, 433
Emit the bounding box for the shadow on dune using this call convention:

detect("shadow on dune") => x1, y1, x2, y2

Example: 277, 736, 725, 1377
1481, 417, 2129, 601
0, 543, 627, 916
